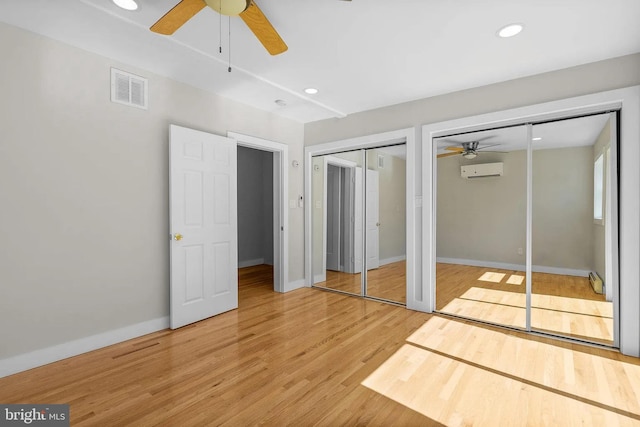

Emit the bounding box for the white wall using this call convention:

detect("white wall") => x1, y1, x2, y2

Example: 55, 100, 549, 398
0, 23, 304, 362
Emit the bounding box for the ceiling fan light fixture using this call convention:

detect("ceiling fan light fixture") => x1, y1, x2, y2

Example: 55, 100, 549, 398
497, 23, 524, 38
112, 0, 138, 11
463, 151, 477, 159
205, 0, 251, 16
304, 88, 319, 95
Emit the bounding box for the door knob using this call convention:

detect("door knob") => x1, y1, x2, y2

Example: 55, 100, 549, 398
376, 222, 380, 227
174, 233, 183, 241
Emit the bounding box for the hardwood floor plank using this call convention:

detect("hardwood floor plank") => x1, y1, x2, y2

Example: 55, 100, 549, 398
0, 264, 637, 425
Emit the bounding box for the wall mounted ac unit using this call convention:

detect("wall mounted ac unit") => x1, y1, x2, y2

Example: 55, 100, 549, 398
461, 162, 503, 179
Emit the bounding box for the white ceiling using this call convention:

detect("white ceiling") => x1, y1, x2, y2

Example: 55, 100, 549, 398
1, 0, 639, 123
436, 113, 611, 156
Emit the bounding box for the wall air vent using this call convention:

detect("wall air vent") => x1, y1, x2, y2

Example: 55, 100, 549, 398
111, 68, 148, 110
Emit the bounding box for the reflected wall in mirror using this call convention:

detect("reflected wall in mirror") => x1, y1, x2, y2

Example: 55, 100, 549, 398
531, 113, 616, 345
435, 126, 528, 329
364, 145, 407, 304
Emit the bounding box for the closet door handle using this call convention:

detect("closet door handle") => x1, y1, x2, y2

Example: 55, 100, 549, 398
174, 233, 183, 241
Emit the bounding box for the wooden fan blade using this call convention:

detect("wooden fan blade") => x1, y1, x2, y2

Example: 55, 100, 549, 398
437, 152, 461, 158
445, 146, 464, 152
476, 143, 501, 151
240, 1, 288, 55
150, 0, 206, 35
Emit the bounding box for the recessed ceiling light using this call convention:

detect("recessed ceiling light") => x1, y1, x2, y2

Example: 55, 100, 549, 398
497, 23, 523, 38
532, 137, 542, 141
304, 88, 319, 95
113, 0, 138, 11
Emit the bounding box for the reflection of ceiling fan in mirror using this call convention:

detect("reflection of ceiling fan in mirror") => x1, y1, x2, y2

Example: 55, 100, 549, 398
437, 136, 501, 159
150, 0, 288, 55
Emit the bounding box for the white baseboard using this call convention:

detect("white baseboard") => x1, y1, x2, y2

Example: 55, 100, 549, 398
314, 273, 326, 284
436, 257, 590, 277
379, 255, 407, 266
0, 317, 169, 379
284, 279, 306, 292
238, 258, 265, 268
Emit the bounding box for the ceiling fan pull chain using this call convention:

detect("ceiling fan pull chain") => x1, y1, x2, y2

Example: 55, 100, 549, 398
228, 15, 232, 72
219, 8, 222, 54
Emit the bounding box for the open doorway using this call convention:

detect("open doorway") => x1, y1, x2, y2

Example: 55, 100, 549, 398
237, 146, 275, 294
229, 132, 289, 296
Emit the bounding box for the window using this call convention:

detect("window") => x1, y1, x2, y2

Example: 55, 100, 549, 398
594, 153, 604, 223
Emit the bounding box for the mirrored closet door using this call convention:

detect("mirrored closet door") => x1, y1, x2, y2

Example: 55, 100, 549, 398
435, 125, 529, 330
434, 113, 618, 347
312, 150, 365, 296
364, 146, 407, 305
311, 144, 407, 305
530, 113, 617, 346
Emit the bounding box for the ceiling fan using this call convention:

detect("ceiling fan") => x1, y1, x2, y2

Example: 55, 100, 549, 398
437, 137, 500, 159
150, 0, 288, 55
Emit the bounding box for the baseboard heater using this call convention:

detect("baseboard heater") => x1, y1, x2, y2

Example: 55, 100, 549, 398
589, 271, 603, 294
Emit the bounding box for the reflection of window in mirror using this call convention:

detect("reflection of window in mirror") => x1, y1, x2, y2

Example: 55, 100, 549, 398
594, 152, 604, 224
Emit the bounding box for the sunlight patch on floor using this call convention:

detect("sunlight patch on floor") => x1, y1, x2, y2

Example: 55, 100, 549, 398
361, 316, 640, 425
440, 287, 614, 342
478, 272, 506, 283
506, 274, 525, 285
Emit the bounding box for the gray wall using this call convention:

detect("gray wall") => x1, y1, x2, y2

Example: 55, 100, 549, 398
436, 146, 595, 271
237, 147, 273, 266
0, 23, 303, 359
437, 152, 527, 265
532, 146, 595, 270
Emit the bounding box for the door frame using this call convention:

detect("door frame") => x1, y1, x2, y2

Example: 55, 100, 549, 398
304, 127, 416, 305
422, 86, 640, 357
228, 132, 289, 293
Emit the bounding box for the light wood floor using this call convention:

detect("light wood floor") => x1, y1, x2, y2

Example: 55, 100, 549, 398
2, 264, 638, 426
436, 263, 614, 345
314, 260, 406, 304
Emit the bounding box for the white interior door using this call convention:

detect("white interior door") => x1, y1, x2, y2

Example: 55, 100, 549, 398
366, 169, 380, 270
170, 125, 238, 329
